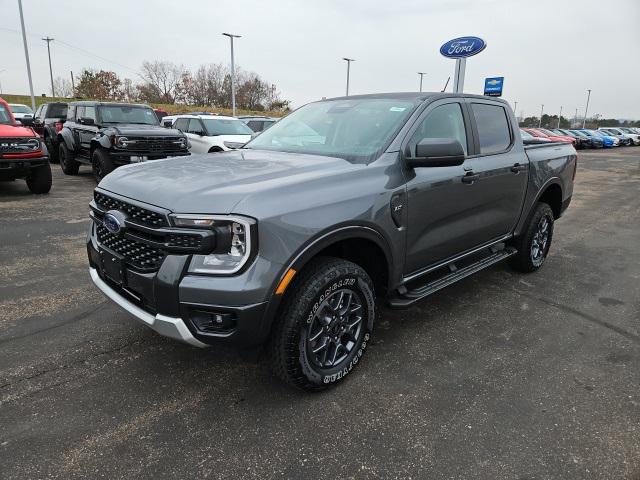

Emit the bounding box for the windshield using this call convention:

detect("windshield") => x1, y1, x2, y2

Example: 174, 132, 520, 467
571, 130, 587, 138
98, 105, 158, 125
539, 129, 557, 136
246, 98, 419, 162
202, 118, 253, 136
11, 105, 32, 114
0, 104, 13, 124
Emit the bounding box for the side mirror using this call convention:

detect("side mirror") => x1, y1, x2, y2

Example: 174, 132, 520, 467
407, 138, 465, 168
79, 117, 95, 126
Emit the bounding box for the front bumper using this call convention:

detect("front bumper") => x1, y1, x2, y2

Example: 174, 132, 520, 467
87, 224, 280, 347
109, 150, 190, 166
0, 155, 49, 180
90, 267, 208, 348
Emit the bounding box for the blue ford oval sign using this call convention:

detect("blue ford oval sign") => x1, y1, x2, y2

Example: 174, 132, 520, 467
103, 210, 126, 235
440, 36, 486, 59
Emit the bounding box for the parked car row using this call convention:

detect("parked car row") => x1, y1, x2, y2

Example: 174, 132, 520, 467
519, 126, 640, 149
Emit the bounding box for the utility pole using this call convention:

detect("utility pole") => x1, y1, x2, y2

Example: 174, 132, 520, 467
222, 32, 241, 116
18, 0, 36, 111
70, 70, 75, 96
418, 72, 426, 92
574, 108, 578, 128
583, 89, 591, 128
538, 104, 544, 128
42, 36, 55, 97
343, 58, 355, 96
557, 106, 563, 129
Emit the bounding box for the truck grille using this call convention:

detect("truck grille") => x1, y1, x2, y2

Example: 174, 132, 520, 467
0, 137, 41, 155
124, 136, 186, 153
94, 191, 168, 228
96, 224, 166, 270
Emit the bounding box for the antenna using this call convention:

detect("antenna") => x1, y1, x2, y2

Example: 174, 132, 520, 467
441, 76, 450, 92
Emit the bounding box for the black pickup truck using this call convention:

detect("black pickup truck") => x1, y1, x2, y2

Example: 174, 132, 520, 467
88, 93, 577, 390
57, 101, 190, 182
32, 102, 67, 163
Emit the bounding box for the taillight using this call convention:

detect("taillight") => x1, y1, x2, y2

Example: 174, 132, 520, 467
54, 121, 63, 133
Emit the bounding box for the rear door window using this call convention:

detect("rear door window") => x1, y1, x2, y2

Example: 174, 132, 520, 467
187, 119, 204, 135
471, 103, 512, 154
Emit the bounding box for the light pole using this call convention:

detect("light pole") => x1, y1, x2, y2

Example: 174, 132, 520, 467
343, 58, 354, 96
557, 106, 563, 129
18, 0, 36, 111
538, 104, 544, 128
574, 108, 578, 128
582, 89, 591, 128
42, 36, 55, 97
418, 72, 426, 92
222, 32, 241, 116
0, 69, 5, 95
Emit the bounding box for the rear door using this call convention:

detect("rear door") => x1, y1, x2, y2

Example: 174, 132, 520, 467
186, 118, 208, 154
464, 99, 529, 241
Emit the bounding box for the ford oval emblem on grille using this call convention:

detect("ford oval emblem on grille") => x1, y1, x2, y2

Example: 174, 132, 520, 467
103, 210, 127, 235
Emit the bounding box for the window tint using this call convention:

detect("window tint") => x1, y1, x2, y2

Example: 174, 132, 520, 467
408, 102, 468, 155
47, 104, 67, 118
84, 106, 97, 121
247, 120, 262, 132
174, 118, 188, 131
471, 103, 512, 154
187, 119, 204, 135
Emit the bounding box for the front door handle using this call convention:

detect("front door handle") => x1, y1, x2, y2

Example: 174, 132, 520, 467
462, 172, 480, 184
510, 163, 526, 173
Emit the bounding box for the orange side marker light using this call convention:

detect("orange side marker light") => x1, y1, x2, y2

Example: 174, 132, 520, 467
275, 268, 296, 295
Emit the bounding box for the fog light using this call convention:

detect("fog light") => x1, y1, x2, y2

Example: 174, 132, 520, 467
190, 310, 236, 334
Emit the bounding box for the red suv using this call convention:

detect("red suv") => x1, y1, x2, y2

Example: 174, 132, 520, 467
523, 128, 575, 146
0, 97, 52, 194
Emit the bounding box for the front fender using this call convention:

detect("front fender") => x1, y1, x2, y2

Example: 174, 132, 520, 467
57, 128, 75, 151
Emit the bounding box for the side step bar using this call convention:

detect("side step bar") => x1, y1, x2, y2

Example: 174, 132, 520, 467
388, 246, 517, 309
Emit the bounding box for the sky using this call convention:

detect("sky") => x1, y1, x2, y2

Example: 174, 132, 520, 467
1, 0, 639, 119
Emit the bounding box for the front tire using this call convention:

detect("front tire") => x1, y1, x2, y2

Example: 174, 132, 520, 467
509, 202, 555, 273
268, 257, 376, 391
92, 149, 115, 183
26, 164, 52, 194
59, 143, 79, 175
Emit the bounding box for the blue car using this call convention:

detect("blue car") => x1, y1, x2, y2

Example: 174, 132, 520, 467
579, 129, 617, 148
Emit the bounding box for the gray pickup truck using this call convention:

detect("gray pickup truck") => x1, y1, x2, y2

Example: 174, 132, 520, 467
87, 93, 576, 390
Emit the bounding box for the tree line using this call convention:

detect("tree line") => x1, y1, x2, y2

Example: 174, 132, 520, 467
52, 61, 290, 112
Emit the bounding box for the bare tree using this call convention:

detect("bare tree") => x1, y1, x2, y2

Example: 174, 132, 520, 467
52, 76, 73, 98
140, 61, 185, 103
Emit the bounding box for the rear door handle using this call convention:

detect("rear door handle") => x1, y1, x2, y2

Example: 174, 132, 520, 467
461, 172, 480, 184
510, 163, 526, 173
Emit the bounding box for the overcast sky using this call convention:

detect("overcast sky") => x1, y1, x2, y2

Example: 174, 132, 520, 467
1, 0, 639, 119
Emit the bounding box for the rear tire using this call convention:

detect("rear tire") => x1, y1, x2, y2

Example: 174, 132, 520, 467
509, 202, 554, 273
59, 143, 79, 175
268, 257, 376, 391
92, 149, 115, 183
26, 164, 52, 194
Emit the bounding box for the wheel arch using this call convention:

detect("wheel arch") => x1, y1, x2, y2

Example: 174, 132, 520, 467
537, 180, 563, 219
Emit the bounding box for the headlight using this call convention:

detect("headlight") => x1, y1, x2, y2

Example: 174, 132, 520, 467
115, 136, 137, 148
172, 215, 253, 274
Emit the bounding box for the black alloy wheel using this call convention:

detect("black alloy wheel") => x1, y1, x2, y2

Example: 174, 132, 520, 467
306, 289, 364, 369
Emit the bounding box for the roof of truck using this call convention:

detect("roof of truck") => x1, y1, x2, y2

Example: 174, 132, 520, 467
322, 92, 510, 105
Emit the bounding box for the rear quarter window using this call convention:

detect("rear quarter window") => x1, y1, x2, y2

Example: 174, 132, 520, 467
471, 103, 512, 155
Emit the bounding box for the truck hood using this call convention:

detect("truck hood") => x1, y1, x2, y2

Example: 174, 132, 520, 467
0, 124, 37, 137
106, 124, 183, 137
99, 149, 361, 214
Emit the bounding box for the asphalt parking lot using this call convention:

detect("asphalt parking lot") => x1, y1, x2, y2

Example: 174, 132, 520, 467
1, 148, 639, 479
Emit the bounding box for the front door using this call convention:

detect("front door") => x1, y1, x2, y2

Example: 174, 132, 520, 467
404, 99, 483, 273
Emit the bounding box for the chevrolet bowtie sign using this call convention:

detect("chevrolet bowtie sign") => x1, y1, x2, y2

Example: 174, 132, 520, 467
484, 77, 504, 97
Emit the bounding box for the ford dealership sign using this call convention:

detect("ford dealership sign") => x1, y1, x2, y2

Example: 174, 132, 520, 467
440, 36, 486, 59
